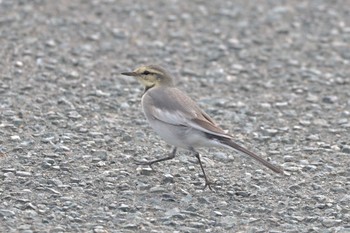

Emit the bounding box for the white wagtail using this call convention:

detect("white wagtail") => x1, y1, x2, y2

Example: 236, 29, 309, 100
122, 65, 283, 190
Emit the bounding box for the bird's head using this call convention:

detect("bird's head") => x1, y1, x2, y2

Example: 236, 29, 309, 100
121, 65, 174, 89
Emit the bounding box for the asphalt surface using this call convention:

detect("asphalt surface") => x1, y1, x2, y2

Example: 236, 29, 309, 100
0, 0, 349, 232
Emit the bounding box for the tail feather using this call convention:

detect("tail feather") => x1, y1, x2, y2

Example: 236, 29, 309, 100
222, 138, 283, 174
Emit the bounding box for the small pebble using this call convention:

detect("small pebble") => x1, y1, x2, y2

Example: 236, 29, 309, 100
341, 145, 350, 154
322, 95, 338, 104
15, 61, 23, 67
67, 70, 80, 79
10, 135, 21, 141
306, 134, 320, 141
137, 167, 154, 176
214, 211, 223, 216
0, 209, 15, 217
162, 174, 174, 183
16, 171, 32, 177
118, 204, 130, 211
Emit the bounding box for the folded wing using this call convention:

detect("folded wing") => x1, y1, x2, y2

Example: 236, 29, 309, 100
145, 87, 231, 139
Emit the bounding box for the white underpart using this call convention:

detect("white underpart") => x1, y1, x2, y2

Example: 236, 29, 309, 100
153, 108, 229, 138
146, 108, 229, 149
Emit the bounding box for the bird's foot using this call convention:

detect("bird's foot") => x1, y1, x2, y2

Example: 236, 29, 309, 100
203, 179, 215, 192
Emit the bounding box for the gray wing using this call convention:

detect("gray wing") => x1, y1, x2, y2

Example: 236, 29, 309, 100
142, 87, 231, 138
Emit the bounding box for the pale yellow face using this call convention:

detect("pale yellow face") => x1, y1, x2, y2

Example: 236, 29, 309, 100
121, 65, 173, 88
133, 66, 162, 87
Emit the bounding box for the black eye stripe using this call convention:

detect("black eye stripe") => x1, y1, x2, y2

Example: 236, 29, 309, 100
143, 71, 151, 75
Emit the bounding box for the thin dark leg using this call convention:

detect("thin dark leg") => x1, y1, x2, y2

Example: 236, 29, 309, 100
192, 149, 213, 191
135, 147, 177, 168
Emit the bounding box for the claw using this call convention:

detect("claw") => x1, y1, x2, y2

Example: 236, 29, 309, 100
203, 179, 215, 191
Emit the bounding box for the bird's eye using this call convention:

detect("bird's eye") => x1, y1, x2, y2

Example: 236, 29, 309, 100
143, 71, 150, 75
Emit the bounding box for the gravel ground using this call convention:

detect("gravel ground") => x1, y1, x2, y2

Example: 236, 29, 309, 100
1, 0, 349, 232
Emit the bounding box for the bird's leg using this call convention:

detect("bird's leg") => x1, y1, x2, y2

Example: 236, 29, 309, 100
191, 149, 213, 191
135, 147, 177, 169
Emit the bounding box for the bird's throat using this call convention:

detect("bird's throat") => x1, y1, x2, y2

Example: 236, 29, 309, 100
143, 84, 155, 95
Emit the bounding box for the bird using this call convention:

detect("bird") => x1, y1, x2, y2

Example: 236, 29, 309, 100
121, 64, 283, 190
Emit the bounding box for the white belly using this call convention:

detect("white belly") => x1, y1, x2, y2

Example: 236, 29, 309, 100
147, 117, 224, 149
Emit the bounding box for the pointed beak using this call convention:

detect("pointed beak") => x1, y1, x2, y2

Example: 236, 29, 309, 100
121, 71, 138, 76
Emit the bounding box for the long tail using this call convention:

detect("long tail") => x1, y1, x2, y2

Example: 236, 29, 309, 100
221, 138, 283, 174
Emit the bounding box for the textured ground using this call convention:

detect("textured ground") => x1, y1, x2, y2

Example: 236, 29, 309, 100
0, 0, 349, 232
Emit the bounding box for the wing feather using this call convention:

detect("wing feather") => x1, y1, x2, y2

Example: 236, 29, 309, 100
144, 87, 231, 139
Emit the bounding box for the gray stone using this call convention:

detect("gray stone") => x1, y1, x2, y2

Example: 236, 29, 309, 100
322, 218, 342, 227
342, 145, 350, 154
322, 95, 338, 104
0, 209, 15, 217
162, 174, 175, 183
137, 167, 154, 176
16, 171, 32, 177
92, 150, 108, 161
